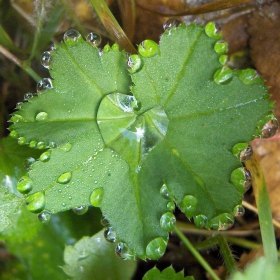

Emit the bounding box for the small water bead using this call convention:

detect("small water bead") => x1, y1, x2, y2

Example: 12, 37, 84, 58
26, 191, 46, 213
16, 102, 22, 110
103, 44, 111, 52
236, 69, 263, 85
138, 40, 160, 58
17, 175, 33, 194
101, 215, 110, 226
230, 167, 252, 193
219, 55, 228, 65
29, 140, 37, 148
146, 237, 167, 260
127, 55, 142, 74
205, 22, 221, 40
181, 195, 198, 219
115, 242, 134, 260
57, 172, 72, 184
90, 188, 104, 207
160, 212, 176, 232
41, 51, 52, 68
37, 141, 46, 149
9, 130, 18, 139
86, 32, 102, 46
261, 118, 278, 138
163, 18, 182, 31
39, 151, 51, 162
167, 201, 175, 211
18, 137, 27, 145
194, 214, 208, 229
38, 210, 51, 223
104, 227, 117, 243
48, 141, 57, 148
35, 112, 49, 122
214, 67, 233, 85
232, 143, 253, 162
159, 183, 172, 200
24, 157, 36, 169
233, 205, 245, 217
63, 29, 82, 44
37, 78, 53, 93
60, 142, 72, 152
111, 43, 119, 51
10, 114, 24, 123
72, 205, 88, 215
214, 40, 228, 55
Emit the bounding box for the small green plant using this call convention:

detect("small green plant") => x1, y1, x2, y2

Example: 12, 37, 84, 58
1, 1, 279, 279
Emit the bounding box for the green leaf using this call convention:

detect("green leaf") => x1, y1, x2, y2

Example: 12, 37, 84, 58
62, 229, 137, 280
143, 266, 194, 280
230, 257, 280, 280
9, 23, 273, 259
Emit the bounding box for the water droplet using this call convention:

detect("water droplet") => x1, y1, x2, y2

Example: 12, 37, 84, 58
146, 237, 167, 260
127, 54, 142, 73
160, 183, 172, 200
236, 69, 263, 85
41, 51, 52, 68
18, 137, 27, 145
115, 242, 135, 260
219, 55, 228, 65
104, 227, 117, 243
57, 172, 72, 184
233, 205, 245, 217
103, 44, 111, 52
72, 205, 88, 215
205, 22, 221, 40
35, 112, 49, 122
167, 201, 175, 211
86, 32, 101, 46
181, 195, 198, 219
26, 191, 46, 213
39, 151, 51, 162
261, 118, 278, 138
17, 175, 33, 194
63, 29, 82, 44
160, 212, 176, 231
232, 143, 253, 162
38, 210, 51, 223
48, 141, 56, 148
29, 140, 37, 148
16, 102, 22, 110
90, 188, 104, 207
111, 43, 119, 51
214, 40, 228, 55
101, 215, 110, 226
212, 213, 234, 230
10, 114, 24, 123
60, 143, 72, 152
163, 18, 182, 31
9, 130, 18, 139
37, 78, 53, 93
214, 67, 233, 85
194, 214, 208, 228
37, 141, 46, 149
138, 40, 159, 58
230, 167, 252, 193
24, 157, 36, 169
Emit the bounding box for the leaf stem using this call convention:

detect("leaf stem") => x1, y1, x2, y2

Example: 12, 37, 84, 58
0, 44, 41, 82
88, 0, 137, 53
173, 226, 220, 280
246, 154, 278, 264
216, 234, 236, 274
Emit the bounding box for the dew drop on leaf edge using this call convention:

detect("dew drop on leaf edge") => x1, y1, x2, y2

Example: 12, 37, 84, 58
138, 40, 159, 58
163, 18, 182, 31
63, 29, 82, 44
37, 78, 53, 93
115, 242, 135, 260
127, 54, 142, 74
39, 151, 51, 162
233, 205, 245, 217
232, 143, 253, 162
194, 214, 208, 228
38, 210, 51, 223
160, 183, 172, 200
181, 195, 198, 219
160, 212, 176, 232
101, 215, 110, 226
24, 157, 36, 170
86, 32, 102, 46
104, 227, 117, 243
26, 191, 46, 213
41, 51, 52, 68
17, 175, 33, 194
146, 237, 167, 260
230, 167, 252, 193
72, 205, 88, 215
90, 188, 104, 207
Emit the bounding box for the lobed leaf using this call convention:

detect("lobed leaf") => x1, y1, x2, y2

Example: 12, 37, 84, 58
143, 266, 194, 280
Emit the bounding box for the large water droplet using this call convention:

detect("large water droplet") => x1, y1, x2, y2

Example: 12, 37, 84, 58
90, 188, 104, 207
17, 175, 33, 194
214, 40, 228, 55
24, 93, 33, 101
101, 215, 110, 226
160, 212, 176, 232
214, 67, 233, 85
37, 141, 46, 149
205, 22, 221, 40
127, 54, 142, 73
115, 242, 135, 260
104, 227, 117, 243
37, 78, 53, 93
138, 40, 159, 58
163, 18, 182, 31
72, 205, 88, 215
146, 237, 167, 260
230, 167, 252, 193
194, 214, 208, 228
261, 118, 278, 138
232, 143, 253, 162
86, 32, 102, 46
181, 195, 198, 219
35, 112, 49, 122
233, 205, 245, 217
39, 151, 51, 162
115, 93, 136, 113
160, 183, 172, 200
57, 172, 72, 184
236, 69, 263, 85
38, 210, 51, 223
41, 51, 52, 68
18, 137, 27, 145
63, 29, 82, 44
26, 191, 46, 213
60, 143, 72, 152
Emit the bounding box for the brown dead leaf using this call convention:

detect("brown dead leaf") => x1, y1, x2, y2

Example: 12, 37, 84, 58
247, 2, 280, 120
237, 247, 264, 270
